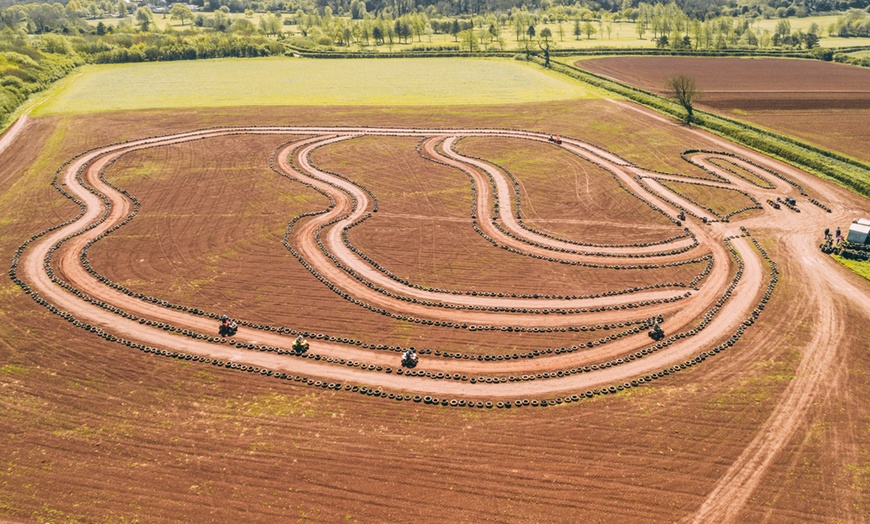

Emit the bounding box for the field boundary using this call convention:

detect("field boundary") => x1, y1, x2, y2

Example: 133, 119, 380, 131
287, 44, 826, 60
539, 57, 870, 199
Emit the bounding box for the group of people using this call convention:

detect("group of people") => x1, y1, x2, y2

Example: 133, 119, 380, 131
824, 227, 843, 243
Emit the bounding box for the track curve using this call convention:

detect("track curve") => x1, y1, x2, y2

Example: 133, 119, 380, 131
11, 125, 807, 404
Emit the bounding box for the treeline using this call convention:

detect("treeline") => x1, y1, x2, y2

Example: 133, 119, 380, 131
0, 25, 283, 125
275, 3, 834, 51
3, 0, 870, 22
202, 0, 868, 19
0, 31, 81, 124
82, 31, 284, 62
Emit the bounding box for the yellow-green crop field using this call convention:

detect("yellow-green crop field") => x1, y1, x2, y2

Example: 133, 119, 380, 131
32, 57, 594, 114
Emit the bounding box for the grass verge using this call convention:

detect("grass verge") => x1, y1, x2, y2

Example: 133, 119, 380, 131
833, 255, 870, 282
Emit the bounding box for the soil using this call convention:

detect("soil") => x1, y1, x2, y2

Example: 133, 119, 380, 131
1, 100, 869, 523
577, 56, 870, 162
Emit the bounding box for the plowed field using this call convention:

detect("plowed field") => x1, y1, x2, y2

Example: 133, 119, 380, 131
577, 56, 870, 163
1, 98, 869, 523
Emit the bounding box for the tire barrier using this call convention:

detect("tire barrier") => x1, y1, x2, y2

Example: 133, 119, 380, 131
9, 125, 805, 410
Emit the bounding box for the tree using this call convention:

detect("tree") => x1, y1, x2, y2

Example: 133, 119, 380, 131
635, 16, 647, 38
259, 13, 282, 35
450, 19, 460, 41
665, 74, 703, 125
169, 3, 193, 26
582, 21, 596, 39
212, 10, 230, 31
573, 19, 581, 40
802, 31, 820, 48
136, 6, 153, 31
774, 19, 791, 40
350, 0, 365, 19
460, 28, 479, 52
231, 17, 256, 34
538, 39, 551, 68
527, 24, 535, 39
372, 25, 383, 44
539, 26, 551, 41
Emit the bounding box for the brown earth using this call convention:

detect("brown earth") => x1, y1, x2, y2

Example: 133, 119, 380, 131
577, 56, 870, 163
0, 99, 869, 524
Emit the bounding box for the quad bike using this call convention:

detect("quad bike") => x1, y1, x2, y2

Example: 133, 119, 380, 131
648, 322, 665, 341
401, 349, 418, 368
547, 135, 563, 145
292, 335, 309, 353
218, 316, 238, 337
647, 315, 665, 341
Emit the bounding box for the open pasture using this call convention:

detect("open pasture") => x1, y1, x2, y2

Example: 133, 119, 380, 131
577, 56, 870, 163
1, 57, 870, 522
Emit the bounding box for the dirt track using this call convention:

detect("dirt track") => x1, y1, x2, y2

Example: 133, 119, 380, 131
7, 118, 870, 522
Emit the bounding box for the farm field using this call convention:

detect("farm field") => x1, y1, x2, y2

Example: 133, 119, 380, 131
1, 58, 870, 522
32, 57, 591, 115
576, 56, 870, 163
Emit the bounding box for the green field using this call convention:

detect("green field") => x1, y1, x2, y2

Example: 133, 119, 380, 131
32, 57, 593, 114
